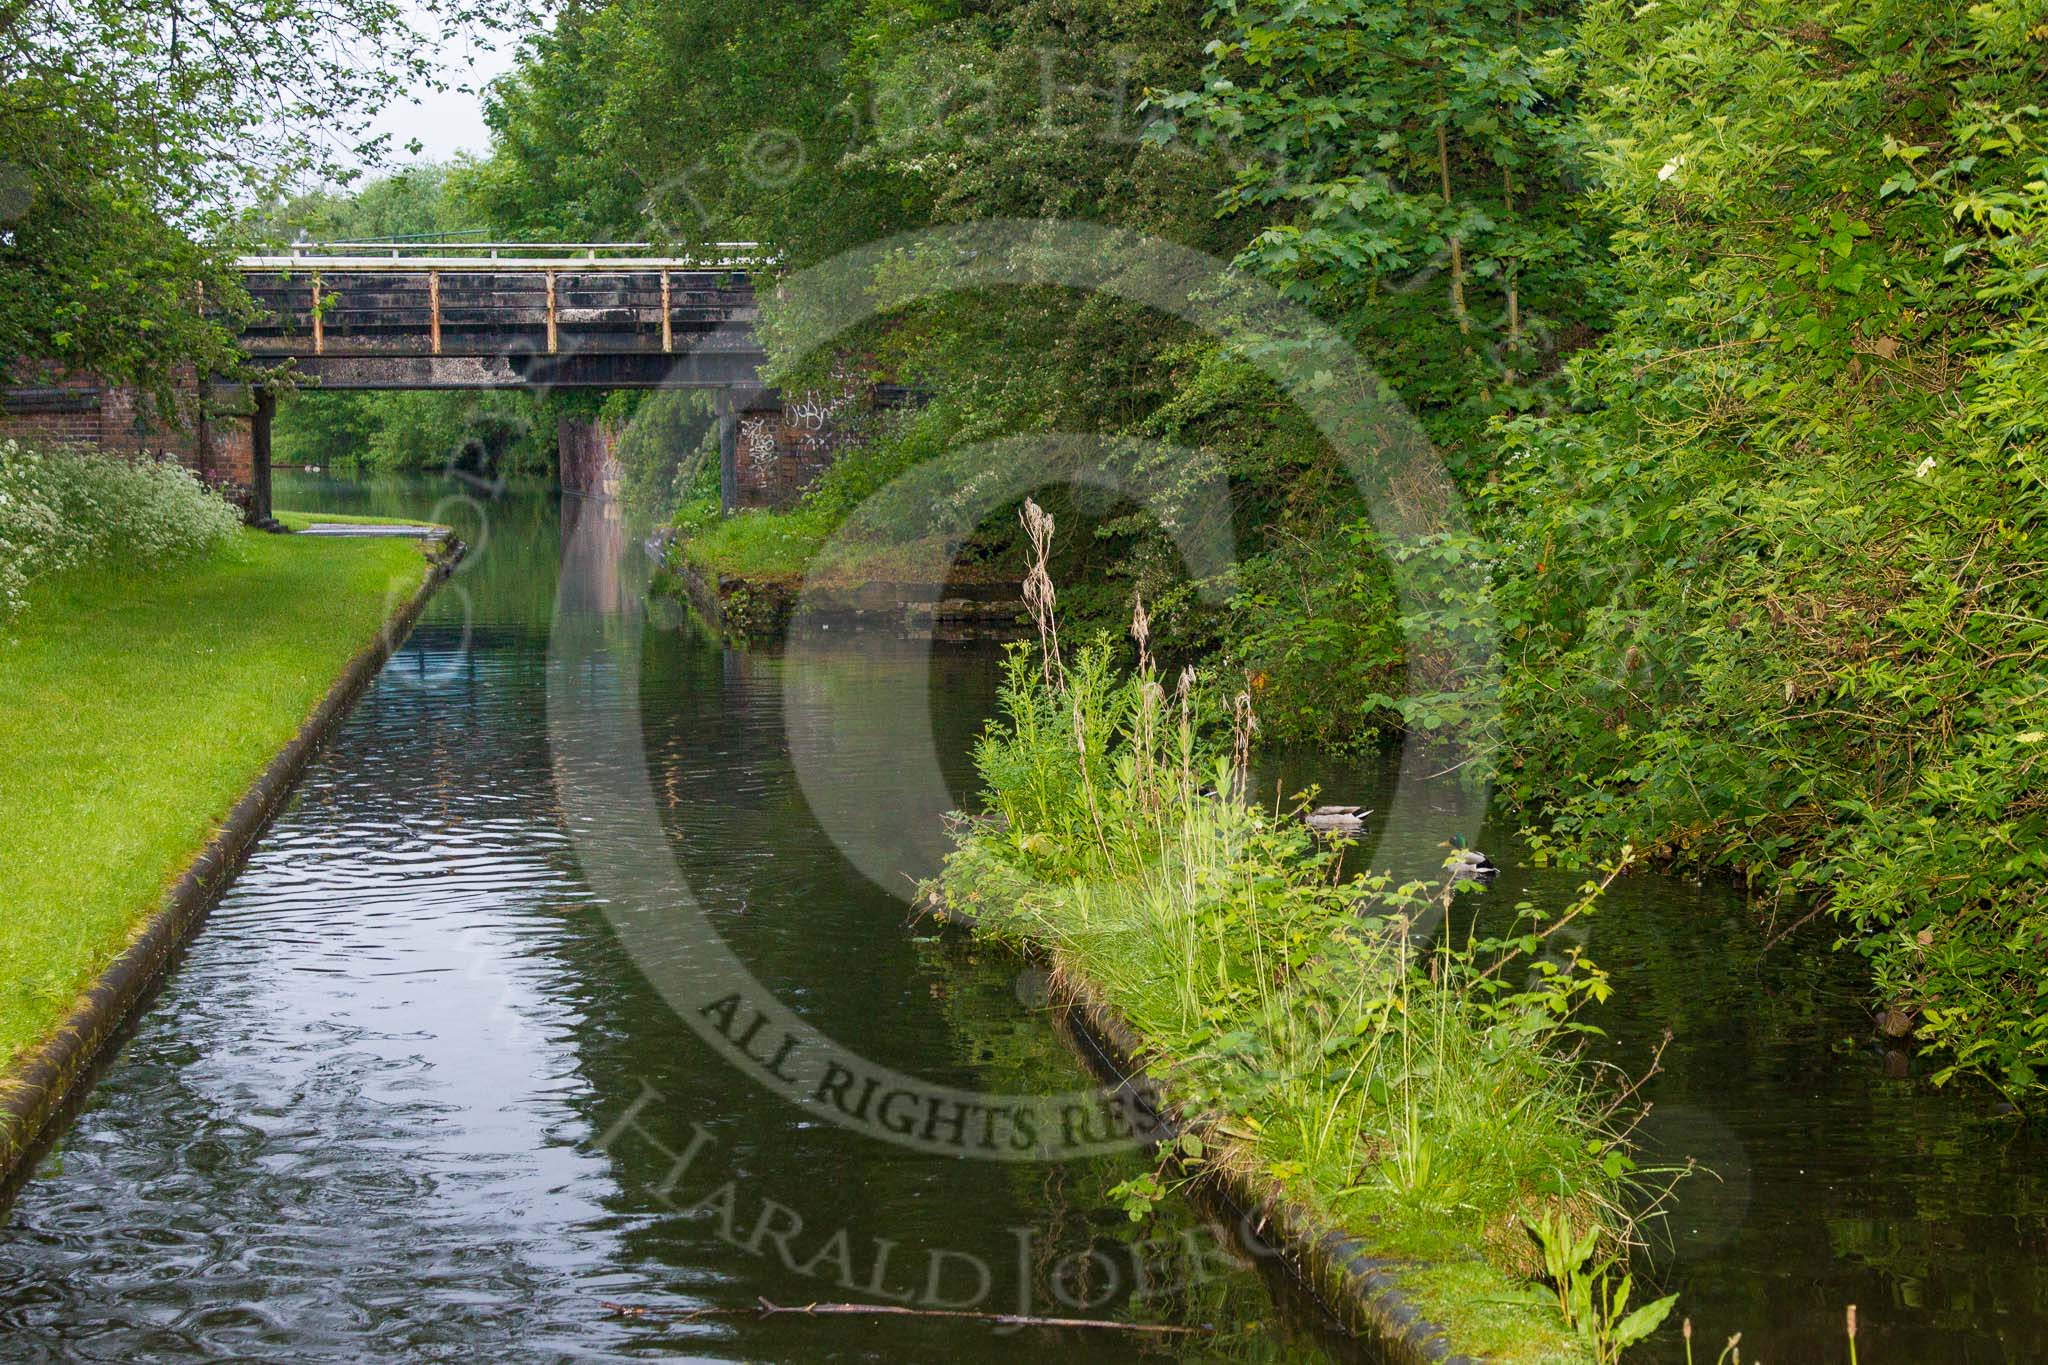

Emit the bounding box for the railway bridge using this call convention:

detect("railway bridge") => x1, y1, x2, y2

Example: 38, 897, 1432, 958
236, 241, 766, 390
0, 243, 849, 523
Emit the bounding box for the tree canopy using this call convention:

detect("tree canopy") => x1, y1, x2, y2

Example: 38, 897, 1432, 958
0, 0, 529, 392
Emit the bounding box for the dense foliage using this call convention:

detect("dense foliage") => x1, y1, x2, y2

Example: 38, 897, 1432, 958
481, 0, 2045, 1105
0, 0, 527, 395
1164, 0, 1609, 453
274, 388, 557, 479
1491, 0, 2048, 1097
0, 440, 243, 619
466, 0, 910, 256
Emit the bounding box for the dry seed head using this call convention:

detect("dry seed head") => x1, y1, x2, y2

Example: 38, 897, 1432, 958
1018, 497, 1065, 691
1130, 590, 1156, 681
1019, 496, 1056, 561
1230, 684, 1258, 795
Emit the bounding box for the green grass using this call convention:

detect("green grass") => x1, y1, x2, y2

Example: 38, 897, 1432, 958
0, 529, 436, 1068
669, 500, 833, 584
935, 640, 1648, 1363
946, 831, 1597, 1363
670, 497, 1016, 589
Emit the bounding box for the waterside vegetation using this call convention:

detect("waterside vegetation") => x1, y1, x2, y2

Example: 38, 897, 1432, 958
548, 0, 2048, 1110
0, 439, 243, 621
931, 504, 1675, 1360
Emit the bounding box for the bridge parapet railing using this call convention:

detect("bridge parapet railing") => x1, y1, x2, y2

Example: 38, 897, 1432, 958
255, 240, 770, 265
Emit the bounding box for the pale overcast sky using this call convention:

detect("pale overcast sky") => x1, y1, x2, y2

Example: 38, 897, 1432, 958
358, 26, 525, 167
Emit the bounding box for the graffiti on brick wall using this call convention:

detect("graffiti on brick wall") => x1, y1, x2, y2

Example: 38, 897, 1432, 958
785, 389, 856, 455
730, 384, 876, 511
740, 414, 778, 476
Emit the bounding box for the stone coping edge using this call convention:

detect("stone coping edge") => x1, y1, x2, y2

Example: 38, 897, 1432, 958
916, 891, 1485, 1364
1054, 973, 1482, 1364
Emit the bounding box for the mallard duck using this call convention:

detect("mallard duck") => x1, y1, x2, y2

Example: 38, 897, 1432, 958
1441, 833, 1499, 882
1302, 805, 1371, 837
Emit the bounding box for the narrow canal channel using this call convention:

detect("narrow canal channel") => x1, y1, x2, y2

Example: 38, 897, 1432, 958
2, 474, 2043, 1362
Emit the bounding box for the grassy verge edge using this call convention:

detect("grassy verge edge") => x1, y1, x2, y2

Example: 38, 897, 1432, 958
0, 529, 460, 1193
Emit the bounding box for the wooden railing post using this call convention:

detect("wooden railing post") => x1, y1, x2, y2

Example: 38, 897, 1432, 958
545, 270, 559, 354
311, 271, 324, 355
429, 270, 442, 355
660, 270, 673, 353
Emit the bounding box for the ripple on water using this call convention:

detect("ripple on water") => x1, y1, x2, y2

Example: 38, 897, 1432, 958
0, 628, 657, 1358
1, 482, 1293, 1365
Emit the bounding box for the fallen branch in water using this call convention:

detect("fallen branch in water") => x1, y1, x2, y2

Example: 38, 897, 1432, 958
1761, 898, 1828, 953
601, 1296, 1213, 1335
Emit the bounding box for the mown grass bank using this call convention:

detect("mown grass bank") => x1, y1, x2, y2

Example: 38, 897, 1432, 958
666, 499, 840, 587
926, 512, 1674, 1362
666, 498, 1020, 593
0, 528, 438, 1070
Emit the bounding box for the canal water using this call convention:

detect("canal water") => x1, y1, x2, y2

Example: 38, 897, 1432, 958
2, 473, 2043, 1362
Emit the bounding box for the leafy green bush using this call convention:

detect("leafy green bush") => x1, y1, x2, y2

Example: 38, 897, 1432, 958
0, 440, 243, 618
1492, 0, 2048, 1099
609, 390, 716, 525
1162, 0, 1612, 459
1226, 530, 1404, 748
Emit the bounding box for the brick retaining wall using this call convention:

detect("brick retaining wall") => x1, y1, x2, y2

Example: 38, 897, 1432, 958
0, 369, 255, 503
731, 385, 925, 511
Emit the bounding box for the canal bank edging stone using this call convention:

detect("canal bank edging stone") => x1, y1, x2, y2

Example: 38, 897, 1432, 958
914, 893, 1481, 1365
0, 534, 465, 1201
656, 551, 1029, 645
1054, 977, 1479, 1365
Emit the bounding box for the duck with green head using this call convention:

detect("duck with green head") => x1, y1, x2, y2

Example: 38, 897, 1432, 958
1441, 832, 1498, 882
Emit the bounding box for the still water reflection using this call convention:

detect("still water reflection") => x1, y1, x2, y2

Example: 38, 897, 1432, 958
0, 476, 1340, 1363
1, 473, 2043, 1363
